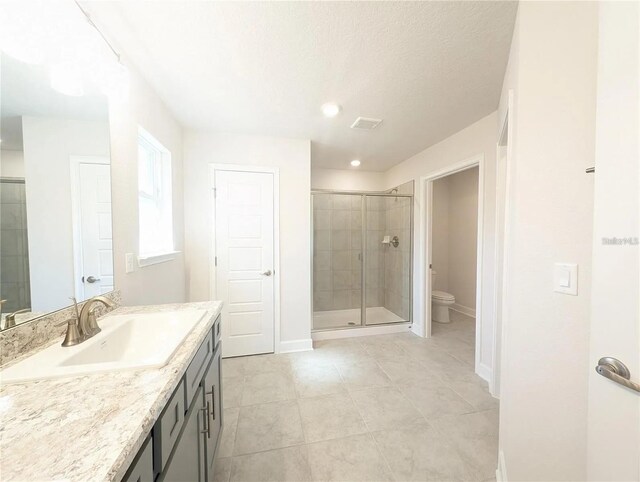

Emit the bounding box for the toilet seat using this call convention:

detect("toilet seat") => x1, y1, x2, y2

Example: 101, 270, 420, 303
432, 290, 455, 302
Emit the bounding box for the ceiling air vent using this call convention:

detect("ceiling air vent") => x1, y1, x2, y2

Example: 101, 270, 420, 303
350, 117, 383, 130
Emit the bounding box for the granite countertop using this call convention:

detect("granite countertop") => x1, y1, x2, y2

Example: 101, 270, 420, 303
0, 301, 223, 482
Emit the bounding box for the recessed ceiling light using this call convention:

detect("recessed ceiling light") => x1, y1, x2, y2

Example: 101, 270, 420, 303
321, 103, 341, 118
350, 160, 361, 167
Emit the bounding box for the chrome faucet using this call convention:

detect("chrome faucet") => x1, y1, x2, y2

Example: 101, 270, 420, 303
79, 296, 116, 338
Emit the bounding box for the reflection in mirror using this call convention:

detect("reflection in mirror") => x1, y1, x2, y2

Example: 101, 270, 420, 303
0, 53, 113, 330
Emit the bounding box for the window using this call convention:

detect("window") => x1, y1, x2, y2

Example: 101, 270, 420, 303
137, 127, 174, 263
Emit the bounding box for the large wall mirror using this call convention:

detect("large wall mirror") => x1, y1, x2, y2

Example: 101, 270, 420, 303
0, 53, 114, 330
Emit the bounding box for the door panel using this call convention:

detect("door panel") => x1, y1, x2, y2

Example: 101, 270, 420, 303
364, 195, 411, 325
311, 193, 363, 330
215, 170, 275, 357
78, 161, 113, 298
160, 386, 206, 482
586, 3, 639, 480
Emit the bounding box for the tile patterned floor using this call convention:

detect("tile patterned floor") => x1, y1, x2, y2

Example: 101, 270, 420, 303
216, 312, 498, 482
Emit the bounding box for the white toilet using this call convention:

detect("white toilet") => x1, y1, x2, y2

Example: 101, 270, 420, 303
431, 271, 455, 323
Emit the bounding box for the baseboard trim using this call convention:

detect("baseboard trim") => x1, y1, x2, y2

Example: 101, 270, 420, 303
312, 323, 411, 341
476, 362, 493, 385
496, 450, 507, 482
278, 338, 313, 354
451, 303, 476, 317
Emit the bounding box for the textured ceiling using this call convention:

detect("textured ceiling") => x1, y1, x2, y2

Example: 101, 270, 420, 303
85, 1, 517, 171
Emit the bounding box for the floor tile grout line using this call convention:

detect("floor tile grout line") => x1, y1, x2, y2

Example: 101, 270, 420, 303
294, 394, 311, 444
342, 381, 398, 480
344, 376, 374, 434
232, 401, 311, 456
367, 427, 399, 481
231, 439, 309, 458
444, 382, 492, 413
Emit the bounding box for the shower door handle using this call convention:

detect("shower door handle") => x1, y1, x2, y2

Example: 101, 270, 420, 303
261, 270, 272, 276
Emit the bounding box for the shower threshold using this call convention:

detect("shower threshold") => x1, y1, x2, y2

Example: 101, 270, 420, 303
313, 306, 405, 330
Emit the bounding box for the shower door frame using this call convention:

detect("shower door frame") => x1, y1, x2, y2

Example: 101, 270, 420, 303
311, 189, 414, 331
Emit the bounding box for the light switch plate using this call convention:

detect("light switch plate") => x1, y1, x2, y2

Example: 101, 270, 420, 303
554, 263, 578, 295
125, 253, 135, 274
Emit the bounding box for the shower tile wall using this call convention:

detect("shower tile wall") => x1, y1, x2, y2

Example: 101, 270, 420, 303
364, 197, 386, 308
382, 197, 411, 320
313, 194, 362, 311
0, 181, 31, 313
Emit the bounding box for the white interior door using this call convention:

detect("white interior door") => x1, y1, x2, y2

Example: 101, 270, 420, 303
214, 169, 275, 357
77, 161, 113, 299
586, 3, 639, 480
493, 143, 507, 397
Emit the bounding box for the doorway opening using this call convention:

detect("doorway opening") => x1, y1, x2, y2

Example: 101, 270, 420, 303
430, 166, 480, 368
422, 155, 485, 379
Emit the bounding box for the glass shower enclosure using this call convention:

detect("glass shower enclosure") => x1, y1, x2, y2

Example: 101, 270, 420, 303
312, 190, 412, 331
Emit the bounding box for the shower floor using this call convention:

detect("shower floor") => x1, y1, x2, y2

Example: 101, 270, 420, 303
313, 306, 405, 330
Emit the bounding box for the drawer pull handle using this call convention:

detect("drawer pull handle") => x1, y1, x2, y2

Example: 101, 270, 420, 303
206, 384, 216, 421
200, 402, 211, 437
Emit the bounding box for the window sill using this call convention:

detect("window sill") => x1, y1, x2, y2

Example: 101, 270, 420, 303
137, 251, 181, 268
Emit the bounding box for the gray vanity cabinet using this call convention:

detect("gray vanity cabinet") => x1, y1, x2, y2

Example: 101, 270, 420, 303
203, 344, 223, 481
159, 385, 206, 482
122, 437, 154, 482
123, 315, 223, 482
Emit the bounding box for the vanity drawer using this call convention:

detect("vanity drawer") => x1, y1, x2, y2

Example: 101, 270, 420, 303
185, 332, 214, 409
212, 315, 221, 348
123, 436, 153, 482
154, 380, 186, 474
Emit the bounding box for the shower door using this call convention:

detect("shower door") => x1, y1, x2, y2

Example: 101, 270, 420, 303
312, 193, 363, 329
363, 194, 412, 325
312, 191, 412, 331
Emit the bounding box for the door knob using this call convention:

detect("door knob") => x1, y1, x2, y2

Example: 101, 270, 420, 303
261, 270, 272, 276
85, 276, 101, 283
595, 357, 640, 393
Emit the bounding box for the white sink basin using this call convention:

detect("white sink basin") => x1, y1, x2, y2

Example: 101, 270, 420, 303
0, 309, 207, 384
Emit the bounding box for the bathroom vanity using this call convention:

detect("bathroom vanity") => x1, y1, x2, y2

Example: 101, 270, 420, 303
126, 309, 222, 482
0, 301, 224, 482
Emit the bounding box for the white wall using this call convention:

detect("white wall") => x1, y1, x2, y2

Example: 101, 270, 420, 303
311, 167, 385, 192
384, 112, 498, 379
432, 167, 479, 312
21, 116, 110, 312
448, 167, 479, 311
108, 60, 186, 306
431, 177, 450, 292
183, 132, 312, 347
0, 149, 25, 177
497, 2, 598, 480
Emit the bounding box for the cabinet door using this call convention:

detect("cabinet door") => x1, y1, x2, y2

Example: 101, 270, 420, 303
122, 437, 153, 482
204, 343, 223, 481
160, 386, 206, 482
